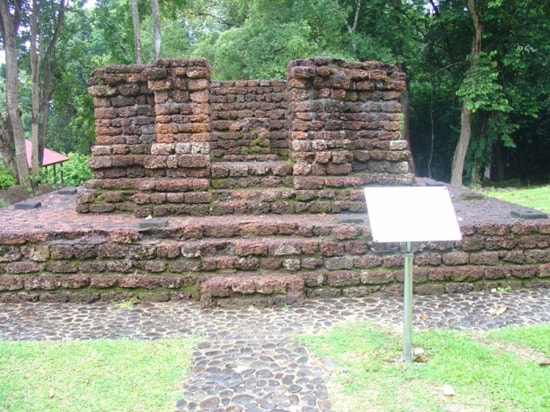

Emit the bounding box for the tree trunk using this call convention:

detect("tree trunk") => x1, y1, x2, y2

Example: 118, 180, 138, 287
30, 0, 41, 178
130, 0, 142, 63
450, 104, 472, 186
335, 0, 361, 56
0, 114, 18, 177
151, 0, 161, 60
399, 69, 416, 175
494, 141, 506, 182
29, 0, 65, 184
0, 0, 28, 184
427, 73, 436, 178
450, 0, 482, 186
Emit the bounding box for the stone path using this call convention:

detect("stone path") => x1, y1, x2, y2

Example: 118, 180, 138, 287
1, 289, 549, 411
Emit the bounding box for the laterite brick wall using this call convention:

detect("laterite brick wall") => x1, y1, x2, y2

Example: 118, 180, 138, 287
77, 57, 414, 217
0, 217, 548, 304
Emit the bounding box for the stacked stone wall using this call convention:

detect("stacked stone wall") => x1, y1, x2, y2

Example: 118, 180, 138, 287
1, 219, 548, 305
210, 80, 288, 161
287, 57, 414, 190
80, 64, 155, 213
77, 57, 415, 217
3, 57, 548, 305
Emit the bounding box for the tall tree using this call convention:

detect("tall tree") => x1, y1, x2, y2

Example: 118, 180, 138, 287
1, 0, 68, 184
441, 0, 548, 185
450, 0, 481, 186
150, 0, 160, 60
130, 0, 142, 63
29, 0, 66, 177
129, 0, 162, 63
0, 0, 28, 183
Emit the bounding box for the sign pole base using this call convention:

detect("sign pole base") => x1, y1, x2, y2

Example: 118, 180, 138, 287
403, 241, 413, 362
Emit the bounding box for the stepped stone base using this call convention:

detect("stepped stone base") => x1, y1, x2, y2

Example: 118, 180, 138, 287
77, 159, 414, 217
1, 183, 549, 306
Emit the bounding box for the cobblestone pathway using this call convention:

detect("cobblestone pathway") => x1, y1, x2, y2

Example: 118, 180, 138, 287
1, 289, 549, 411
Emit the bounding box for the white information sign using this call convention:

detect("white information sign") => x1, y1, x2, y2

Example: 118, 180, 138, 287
364, 186, 462, 361
364, 186, 462, 243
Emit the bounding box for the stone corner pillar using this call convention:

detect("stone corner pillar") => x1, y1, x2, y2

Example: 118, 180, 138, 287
286, 56, 414, 187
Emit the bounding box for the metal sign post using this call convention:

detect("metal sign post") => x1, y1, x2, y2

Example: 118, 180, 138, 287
364, 186, 462, 362
403, 241, 414, 362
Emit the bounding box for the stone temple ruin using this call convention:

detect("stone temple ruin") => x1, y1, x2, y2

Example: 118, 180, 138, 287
77, 57, 414, 217
0, 57, 548, 306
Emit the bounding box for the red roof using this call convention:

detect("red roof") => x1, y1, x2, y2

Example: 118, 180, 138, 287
25, 139, 69, 167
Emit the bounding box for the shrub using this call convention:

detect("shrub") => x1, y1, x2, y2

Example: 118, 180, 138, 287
0, 153, 91, 189
0, 163, 17, 189
39, 153, 92, 187
61, 152, 92, 186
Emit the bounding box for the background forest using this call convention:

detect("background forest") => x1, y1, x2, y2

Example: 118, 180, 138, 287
1, 0, 549, 187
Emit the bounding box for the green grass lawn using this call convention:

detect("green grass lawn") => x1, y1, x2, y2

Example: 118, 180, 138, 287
477, 185, 550, 213
296, 323, 550, 412
1, 323, 548, 411
0, 338, 196, 412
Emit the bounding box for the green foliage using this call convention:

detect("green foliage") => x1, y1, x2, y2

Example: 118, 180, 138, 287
456, 53, 510, 114
409, 0, 550, 183
27, 153, 92, 187
0, 164, 17, 189
60, 153, 92, 186
47, 4, 117, 154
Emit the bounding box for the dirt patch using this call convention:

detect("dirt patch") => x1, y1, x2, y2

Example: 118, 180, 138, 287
472, 334, 550, 365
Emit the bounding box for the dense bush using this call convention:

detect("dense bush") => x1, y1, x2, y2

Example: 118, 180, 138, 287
0, 163, 17, 189
0, 153, 91, 190
59, 153, 92, 186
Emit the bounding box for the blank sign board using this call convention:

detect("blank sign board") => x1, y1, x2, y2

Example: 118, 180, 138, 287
364, 186, 462, 243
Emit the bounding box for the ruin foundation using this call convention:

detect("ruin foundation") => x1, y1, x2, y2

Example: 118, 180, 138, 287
76, 57, 414, 217
0, 57, 548, 306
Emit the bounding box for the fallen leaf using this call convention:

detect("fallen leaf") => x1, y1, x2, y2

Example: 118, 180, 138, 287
413, 347, 429, 363
443, 384, 456, 396
489, 306, 508, 316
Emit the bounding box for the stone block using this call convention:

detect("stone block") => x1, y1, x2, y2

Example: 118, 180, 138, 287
106, 260, 133, 273
24, 275, 59, 290
360, 270, 394, 284
6, 261, 41, 274
485, 266, 512, 280
59, 275, 91, 289
0, 276, 24, 291
90, 276, 119, 288
325, 270, 359, 287
445, 283, 474, 294
45, 261, 79, 274
119, 275, 161, 289
441, 252, 469, 266
511, 210, 548, 219
14, 200, 41, 210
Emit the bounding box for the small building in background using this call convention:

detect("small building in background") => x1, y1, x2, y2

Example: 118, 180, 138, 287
25, 139, 69, 184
